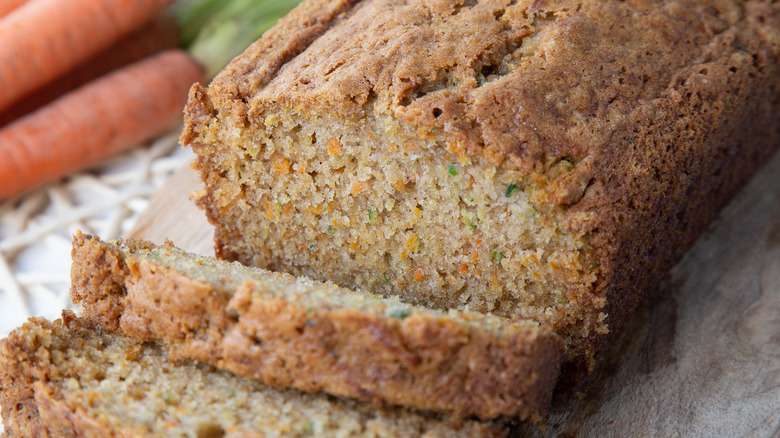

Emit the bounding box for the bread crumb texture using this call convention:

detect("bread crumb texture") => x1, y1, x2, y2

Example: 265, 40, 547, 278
70, 232, 564, 420
182, 0, 780, 373
0, 313, 506, 437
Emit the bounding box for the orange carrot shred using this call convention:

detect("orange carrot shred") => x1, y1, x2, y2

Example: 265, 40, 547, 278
0, 50, 203, 200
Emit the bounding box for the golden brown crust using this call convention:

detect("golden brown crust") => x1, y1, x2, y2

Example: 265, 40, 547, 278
188, 0, 363, 130
69, 233, 564, 420
179, 0, 362, 156
201, 0, 779, 172
561, 0, 780, 372
69, 232, 130, 333
182, 0, 780, 377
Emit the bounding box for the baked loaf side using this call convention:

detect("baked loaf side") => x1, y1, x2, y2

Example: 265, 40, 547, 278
70, 232, 564, 421
182, 0, 780, 372
0, 313, 506, 438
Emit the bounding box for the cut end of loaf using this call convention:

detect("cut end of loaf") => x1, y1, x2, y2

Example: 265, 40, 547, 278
189, 103, 604, 363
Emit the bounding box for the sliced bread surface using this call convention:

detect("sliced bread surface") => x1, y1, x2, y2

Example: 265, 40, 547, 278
0, 312, 506, 437
70, 232, 564, 421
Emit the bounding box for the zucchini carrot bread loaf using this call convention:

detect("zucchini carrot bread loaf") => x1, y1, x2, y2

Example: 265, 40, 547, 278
0, 313, 505, 437
69, 232, 564, 421
181, 0, 780, 374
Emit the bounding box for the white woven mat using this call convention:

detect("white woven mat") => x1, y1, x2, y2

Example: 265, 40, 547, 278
0, 129, 193, 341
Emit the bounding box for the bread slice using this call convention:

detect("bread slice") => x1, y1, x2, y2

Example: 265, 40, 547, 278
0, 312, 505, 437
69, 232, 564, 421
180, 0, 780, 375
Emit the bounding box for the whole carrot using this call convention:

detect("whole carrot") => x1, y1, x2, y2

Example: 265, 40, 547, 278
0, 0, 28, 18
0, 13, 180, 127
0, 50, 203, 201
0, 0, 175, 113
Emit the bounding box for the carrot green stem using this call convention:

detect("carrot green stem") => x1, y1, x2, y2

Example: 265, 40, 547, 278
174, 0, 302, 79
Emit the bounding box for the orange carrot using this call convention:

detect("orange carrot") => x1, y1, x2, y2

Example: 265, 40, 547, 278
0, 13, 180, 127
0, 50, 203, 200
0, 0, 175, 113
0, 0, 28, 18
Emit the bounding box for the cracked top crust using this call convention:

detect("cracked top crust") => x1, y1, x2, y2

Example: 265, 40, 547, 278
185, 0, 780, 374
206, 0, 776, 176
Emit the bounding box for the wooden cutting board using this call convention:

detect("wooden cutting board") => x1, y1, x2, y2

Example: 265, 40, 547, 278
129, 152, 780, 437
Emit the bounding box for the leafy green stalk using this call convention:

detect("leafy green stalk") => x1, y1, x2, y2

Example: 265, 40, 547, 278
171, 0, 228, 47
174, 0, 302, 79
